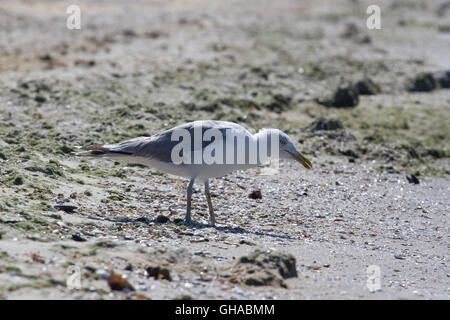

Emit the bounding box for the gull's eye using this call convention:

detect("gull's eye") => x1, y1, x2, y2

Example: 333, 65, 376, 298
280, 139, 287, 146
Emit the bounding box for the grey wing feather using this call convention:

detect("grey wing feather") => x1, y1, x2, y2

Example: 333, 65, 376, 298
106, 135, 174, 163
107, 120, 249, 163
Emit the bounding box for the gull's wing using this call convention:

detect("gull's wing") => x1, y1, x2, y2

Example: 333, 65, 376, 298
102, 120, 252, 163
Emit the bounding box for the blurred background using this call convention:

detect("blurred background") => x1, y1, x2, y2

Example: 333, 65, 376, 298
0, 0, 448, 175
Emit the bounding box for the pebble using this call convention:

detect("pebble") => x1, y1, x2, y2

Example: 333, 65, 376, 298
72, 234, 87, 242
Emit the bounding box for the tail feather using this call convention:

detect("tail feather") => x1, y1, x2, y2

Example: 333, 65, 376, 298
74, 144, 133, 157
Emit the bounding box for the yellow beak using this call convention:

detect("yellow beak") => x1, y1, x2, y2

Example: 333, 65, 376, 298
286, 150, 312, 170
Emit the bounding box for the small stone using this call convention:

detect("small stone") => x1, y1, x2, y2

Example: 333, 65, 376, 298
249, 190, 262, 199
355, 78, 381, 95
435, 70, 450, 88
107, 273, 135, 291
146, 30, 166, 39
331, 86, 359, 107
318, 84, 359, 108
408, 73, 437, 92
96, 269, 109, 280
30, 253, 45, 264
174, 294, 194, 300
155, 215, 170, 223
239, 240, 256, 246
122, 29, 137, 37
232, 250, 297, 288
263, 94, 292, 113
406, 174, 420, 184
72, 234, 87, 242
60, 145, 74, 154
125, 264, 133, 271
94, 240, 117, 248
306, 117, 344, 131
426, 149, 445, 158
135, 217, 150, 223
146, 266, 172, 281
13, 176, 24, 185
339, 149, 359, 159
54, 204, 77, 213
34, 95, 46, 103
39, 54, 52, 61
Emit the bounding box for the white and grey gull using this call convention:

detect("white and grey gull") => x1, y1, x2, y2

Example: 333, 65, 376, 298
76, 120, 312, 226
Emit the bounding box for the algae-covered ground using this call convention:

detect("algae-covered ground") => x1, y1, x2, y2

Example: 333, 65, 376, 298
0, 0, 449, 299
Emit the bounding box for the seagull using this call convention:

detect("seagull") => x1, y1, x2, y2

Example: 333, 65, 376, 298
77, 120, 312, 226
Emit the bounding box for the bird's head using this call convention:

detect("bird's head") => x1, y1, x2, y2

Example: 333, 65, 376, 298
262, 129, 312, 169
